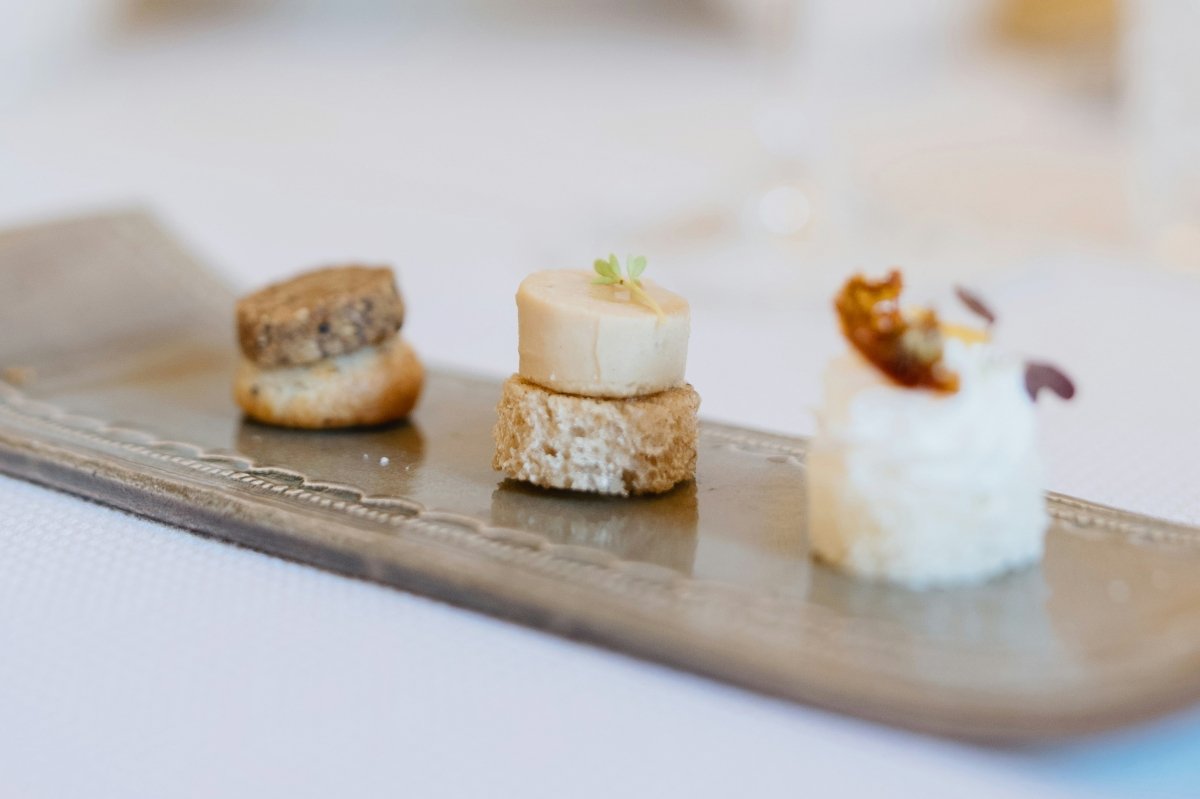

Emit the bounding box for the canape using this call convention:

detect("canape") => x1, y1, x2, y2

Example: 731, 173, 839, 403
493, 256, 699, 496
807, 271, 1073, 588
234, 265, 423, 428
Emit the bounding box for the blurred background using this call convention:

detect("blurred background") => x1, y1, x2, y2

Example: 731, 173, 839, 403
2, 0, 1198, 508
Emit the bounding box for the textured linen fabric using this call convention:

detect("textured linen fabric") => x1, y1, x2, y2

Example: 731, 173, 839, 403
0, 474, 1083, 799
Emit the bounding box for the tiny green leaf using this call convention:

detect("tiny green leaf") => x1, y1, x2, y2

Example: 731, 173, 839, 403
591, 253, 662, 320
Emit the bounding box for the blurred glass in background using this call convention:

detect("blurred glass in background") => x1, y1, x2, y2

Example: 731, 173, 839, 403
1124, 0, 1200, 271
1, 0, 1194, 283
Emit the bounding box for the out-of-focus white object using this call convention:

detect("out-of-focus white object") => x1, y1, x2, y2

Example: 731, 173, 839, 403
755, 184, 813, 236
0, 0, 120, 104
1124, 0, 1200, 271
741, 0, 995, 248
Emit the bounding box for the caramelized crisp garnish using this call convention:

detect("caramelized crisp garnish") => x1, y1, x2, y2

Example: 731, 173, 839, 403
940, 322, 989, 345
835, 271, 959, 393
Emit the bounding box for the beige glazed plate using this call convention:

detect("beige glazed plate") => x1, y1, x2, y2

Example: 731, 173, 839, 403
2, 211, 1200, 742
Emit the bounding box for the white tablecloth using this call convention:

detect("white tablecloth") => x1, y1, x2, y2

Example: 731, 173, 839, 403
3, 14, 1200, 798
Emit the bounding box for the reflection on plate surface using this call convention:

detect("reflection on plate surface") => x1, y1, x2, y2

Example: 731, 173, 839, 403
492, 480, 700, 575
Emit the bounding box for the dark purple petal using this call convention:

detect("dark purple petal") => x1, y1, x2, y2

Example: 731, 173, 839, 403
955, 285, 996, 326
1025, 361, 1076, 402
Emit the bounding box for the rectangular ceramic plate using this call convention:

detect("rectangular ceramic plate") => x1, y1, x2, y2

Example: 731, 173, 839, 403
3, 211, 1200, 742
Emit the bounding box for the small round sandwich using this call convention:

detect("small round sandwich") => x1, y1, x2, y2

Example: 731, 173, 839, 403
807, 271, 1074, 588
493, 255, 699, 496
234, 265, 423, 428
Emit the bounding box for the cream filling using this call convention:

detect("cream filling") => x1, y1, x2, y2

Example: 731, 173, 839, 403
807, 340, 1048, 587
516, 269, 690, 398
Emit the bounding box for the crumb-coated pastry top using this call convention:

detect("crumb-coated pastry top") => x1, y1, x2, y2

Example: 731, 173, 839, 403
236, 266, 405, 368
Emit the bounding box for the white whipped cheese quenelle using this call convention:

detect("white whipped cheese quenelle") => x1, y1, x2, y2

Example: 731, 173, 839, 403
807, 338, 1048, 588
516, 269, 690, 398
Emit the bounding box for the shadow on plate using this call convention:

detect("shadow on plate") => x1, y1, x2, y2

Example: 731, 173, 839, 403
234, 417, 426, 496
490, 479, 699, 575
